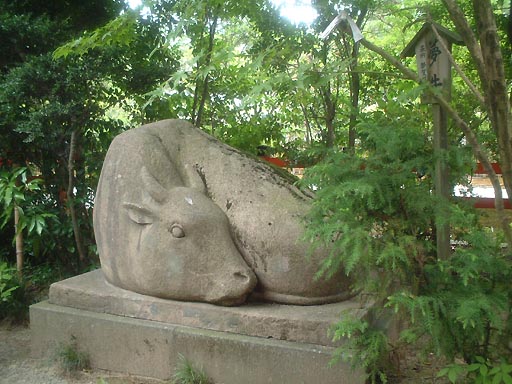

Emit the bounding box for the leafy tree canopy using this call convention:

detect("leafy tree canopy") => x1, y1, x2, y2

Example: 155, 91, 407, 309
1, 1, 512, 381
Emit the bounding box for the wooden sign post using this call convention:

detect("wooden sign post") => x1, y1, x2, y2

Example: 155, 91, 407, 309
402, 22, 463, 260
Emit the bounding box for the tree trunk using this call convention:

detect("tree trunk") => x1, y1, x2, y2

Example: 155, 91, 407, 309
471, 0, 512, 204
300, 103, 313, 144
348, 7, 367, 150
320, 41, 336, 147
348, 44, 360, 149
194, 10, 218, 128
67, 129, 87, 269
443, 0, 512, 225
322, 86, 336, 147
14, 204, 23, 277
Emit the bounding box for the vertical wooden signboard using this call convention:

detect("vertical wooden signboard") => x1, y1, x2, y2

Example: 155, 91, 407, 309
402, 23, 463, 260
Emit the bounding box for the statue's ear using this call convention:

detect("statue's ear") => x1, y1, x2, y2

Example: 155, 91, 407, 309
141, 166, 168, 203
182, 163, 207, 195
123, 202, 155, 224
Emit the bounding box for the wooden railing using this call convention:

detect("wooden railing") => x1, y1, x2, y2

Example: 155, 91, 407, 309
470, 163, 510, 209
259, 157, 510, 209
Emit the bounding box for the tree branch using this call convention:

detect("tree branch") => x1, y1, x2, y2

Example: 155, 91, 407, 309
441, 0, 487, 86
430, 23, 486, 108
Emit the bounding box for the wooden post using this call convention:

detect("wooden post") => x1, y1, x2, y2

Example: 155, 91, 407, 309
402, 23, 463, 260
416, 28, 452, 260
432, 104, 450, 260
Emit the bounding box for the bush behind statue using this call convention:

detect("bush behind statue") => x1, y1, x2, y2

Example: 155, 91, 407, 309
301, 104, 512, 383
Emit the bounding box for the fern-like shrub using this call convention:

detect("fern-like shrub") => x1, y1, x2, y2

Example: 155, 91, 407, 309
302, 105, 512, 383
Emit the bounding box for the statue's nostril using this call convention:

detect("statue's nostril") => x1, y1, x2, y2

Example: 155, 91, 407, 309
233, 270, 257, 291
233, 271, 249, 282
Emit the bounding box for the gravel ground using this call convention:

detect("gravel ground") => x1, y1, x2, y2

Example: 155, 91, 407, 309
0, 324, 164, 384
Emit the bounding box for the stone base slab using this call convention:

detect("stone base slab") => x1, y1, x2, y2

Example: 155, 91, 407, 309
30, 270, 365, 383
47, 270, 365, 347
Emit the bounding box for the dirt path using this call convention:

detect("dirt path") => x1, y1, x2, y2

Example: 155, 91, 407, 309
0, 324, 163, 384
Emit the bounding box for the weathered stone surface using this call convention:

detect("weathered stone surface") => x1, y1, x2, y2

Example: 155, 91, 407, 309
94, 119, 352, 305
48, 270, 365, 347
32, 273, 366, 383
31, 301, 364, 383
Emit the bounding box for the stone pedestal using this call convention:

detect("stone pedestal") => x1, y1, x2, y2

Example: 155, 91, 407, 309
30, 270, 365, 383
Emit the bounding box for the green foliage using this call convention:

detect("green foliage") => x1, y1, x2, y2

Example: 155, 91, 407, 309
303, 99, 435, 291
0, 261, 30, 322
171, 354, 212, 384
438, 358, 512, 384
0, 12, 64, 70
302, 92, 512, 381
53, 10, 138, 59
57, 336, 91, 374
23, 262, 66, 289
1, 2, 511, 382
437, 363, 466, 383
0, 167, 55, 241
331, 316, 390, 383
1, 0, 124, 37
0, 261, 69, 323
0, 262, 18, 304
0, 0, 164, 268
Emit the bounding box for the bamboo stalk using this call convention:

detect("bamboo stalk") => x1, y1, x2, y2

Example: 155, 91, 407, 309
14, 204, 23, 277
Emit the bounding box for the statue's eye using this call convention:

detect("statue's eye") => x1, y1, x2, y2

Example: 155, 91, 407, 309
169, 224, 185, 238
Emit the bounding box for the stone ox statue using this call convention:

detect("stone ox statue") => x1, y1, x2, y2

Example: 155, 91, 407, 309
94, 119, 352, 306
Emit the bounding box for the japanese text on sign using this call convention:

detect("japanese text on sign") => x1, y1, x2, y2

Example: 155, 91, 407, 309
415, 34, 450, 90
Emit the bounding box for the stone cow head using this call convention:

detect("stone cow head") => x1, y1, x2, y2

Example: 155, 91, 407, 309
96, 162, 257, 306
